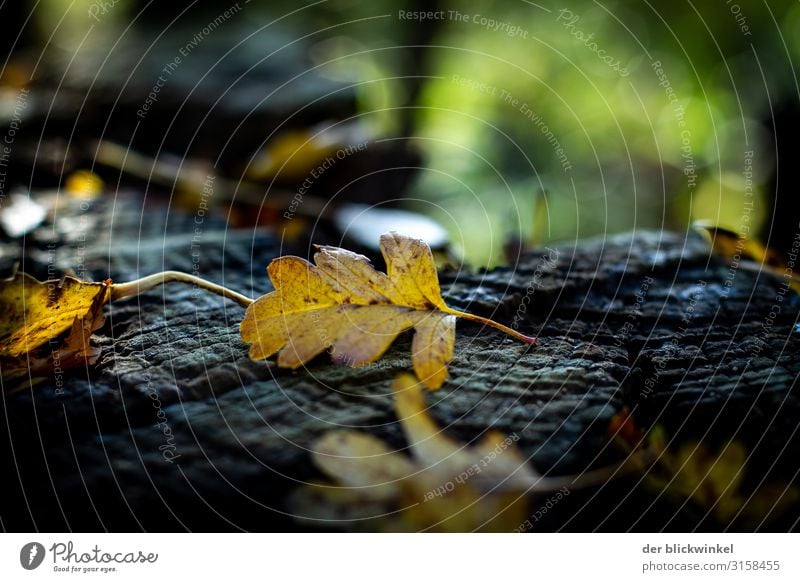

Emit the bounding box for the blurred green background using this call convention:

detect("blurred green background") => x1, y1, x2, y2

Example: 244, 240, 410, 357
13, 0, 800, 266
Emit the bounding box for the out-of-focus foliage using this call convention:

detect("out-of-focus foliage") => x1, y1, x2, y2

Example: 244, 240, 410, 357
292, 373, 621, 532
642, 427, 799, 527
408, 0, 794, 265
33, 0, 799, 266
300, 0, 794, 265
610, 412, 798, 528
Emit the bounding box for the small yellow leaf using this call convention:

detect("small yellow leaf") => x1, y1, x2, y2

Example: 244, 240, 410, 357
2, 268, 255, 386
246, 130, 341, 181
65, 170, 104, 199
241, 232, 535, 389
694, 221, 800, 293
0, 272, 110, 358
693, 221, 780, 266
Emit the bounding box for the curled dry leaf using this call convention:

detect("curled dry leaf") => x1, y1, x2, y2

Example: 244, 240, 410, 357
290, 374, 625, 532
693, 220, 781, 267
0, 272, 111, 386
0, 272, 110, 359
693, 220, 800, 293
0, 269, 253, 386
240, 232, 536, 389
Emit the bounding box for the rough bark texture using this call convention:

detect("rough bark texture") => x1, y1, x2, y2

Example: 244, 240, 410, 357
1, 195, 799, 532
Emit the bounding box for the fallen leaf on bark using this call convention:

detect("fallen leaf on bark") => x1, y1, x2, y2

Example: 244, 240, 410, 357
0, 272, 111, 389
240, 232, 536, 389
0, 272, 110, 358
694, 220, 800, 293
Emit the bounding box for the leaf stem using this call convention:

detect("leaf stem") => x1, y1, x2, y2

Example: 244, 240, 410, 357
109, 271, 254, 307
530, 452, 644, 493
444, 307, 537, 344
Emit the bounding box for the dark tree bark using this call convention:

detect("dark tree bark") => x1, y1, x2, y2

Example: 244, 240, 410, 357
1, 195, 798, 532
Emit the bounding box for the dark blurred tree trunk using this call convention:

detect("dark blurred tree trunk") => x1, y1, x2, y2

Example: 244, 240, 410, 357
763, 101, 800, 261
0, 1, 30, 56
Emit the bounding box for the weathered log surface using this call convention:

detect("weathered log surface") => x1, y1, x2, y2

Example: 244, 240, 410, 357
1, 196, 799, 532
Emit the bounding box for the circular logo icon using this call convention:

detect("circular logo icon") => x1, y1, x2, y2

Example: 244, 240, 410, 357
20, 542, 46, 570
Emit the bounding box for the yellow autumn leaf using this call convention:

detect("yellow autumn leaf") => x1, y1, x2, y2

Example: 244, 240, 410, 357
291, 374, 626, 532
246, 129, 343, 181
240, 232, 535, 389
65, 170, 104, 199
393, 373, 538, 490
0, 272, 110, 358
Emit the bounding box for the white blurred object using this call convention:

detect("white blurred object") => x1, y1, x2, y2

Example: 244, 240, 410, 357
0, 192, 47, 237
334, 204, 448, 250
